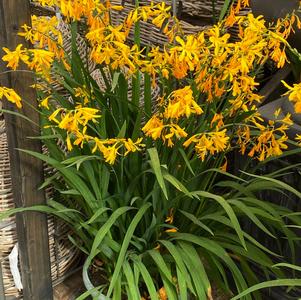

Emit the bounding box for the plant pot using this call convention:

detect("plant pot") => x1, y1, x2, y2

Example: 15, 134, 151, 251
250, 0, 301, 51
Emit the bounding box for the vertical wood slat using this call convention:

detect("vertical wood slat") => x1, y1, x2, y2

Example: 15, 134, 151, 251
0, 1, 53, 299
0, 262, 5, 300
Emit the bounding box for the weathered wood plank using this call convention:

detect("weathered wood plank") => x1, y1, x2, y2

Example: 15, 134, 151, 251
0, 1, 53, 299
0, 262, 5, 300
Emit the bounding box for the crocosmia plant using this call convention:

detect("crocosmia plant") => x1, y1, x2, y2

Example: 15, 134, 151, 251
1, 0, 301, 299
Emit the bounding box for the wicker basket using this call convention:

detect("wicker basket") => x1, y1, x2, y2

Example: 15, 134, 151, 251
30, 2, 56, 16
111, 0, 253, 48
119, 0, 224, 19
110, 0, 210, 48
0, 118, 79, 298
181, 0, 226, 18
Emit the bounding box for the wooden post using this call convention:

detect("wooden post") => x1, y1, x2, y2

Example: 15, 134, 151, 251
0, 262, 5, 300
0, 1, 53, 299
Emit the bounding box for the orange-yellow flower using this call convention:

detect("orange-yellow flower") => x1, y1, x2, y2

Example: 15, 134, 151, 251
0, 87, 22, 108
2, 44, 29, 70
164, 86, 203, 119
282, 81, 301, 113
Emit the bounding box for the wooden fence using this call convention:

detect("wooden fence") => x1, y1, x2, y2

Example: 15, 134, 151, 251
0, 1, 53, 299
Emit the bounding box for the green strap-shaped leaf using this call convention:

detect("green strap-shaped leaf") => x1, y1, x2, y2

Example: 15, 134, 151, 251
148, 249, 173, 283
161, 272, 178, 300
0, 205, 77, 223
85, 207, 111, 225
112, 274, 121, 300
18, 149, 98, 211
228, 199, 276, 238
148, 148, 168, 200
107, 203, 152, 297
176, 266, 188, 300
273, 263, 301, 272
231, 279, 301, 300
219, 0, 234, 21
162, 171, 192, 198
144, 71, 152, 117
134, 260, 159, 300
90, 207, 134, 259
179, 210, 214, 236
173, 233, 249, 294
241, 171, 301, 199
123, 260, 141, 300
178, 241, 209, 299
82, 207, 133, 299
159, 240, 194, 291
75, 285, 103, 300
178, 148, 195, 176
191, 190, 246, 249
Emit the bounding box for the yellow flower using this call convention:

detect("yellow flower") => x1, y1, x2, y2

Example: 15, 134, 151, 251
247, 115, 290, 161
48, 108, 63, 124
123, 138, 145, 156
0, 87, 22, 108
164, 86, 203, 119
92, 138, 122, 164
102, 144, 119, 164
274, 108, 282, 118
75, 106, 101, 126
28, 49, 55, 72
142, 115, 164, 140
221, 158, 228, 172
74, 127, 92, 148
124, 9, 139, 33
90, 43, 116, 65
58, 112, 78, 132
161, 68, 169, 79
105, 25, 126, 43
48, 106, 101, 135
158, 287, 167, 300
18, 24, 34, 43
39, 96, 50, 110
184, 129, 230, 161
172, 35, 200, 69
74, 86, 91, 104
163, 124, 187, 147
282, 81, 301, 113
171, 60, 189, 79
165, 208, 174, 224
210, 113, 224, 128
66, 134, 73, 151
91, 137, 144, 164
151, 2, 171, 28
281, 113, 293, 126
208, 26, 230, 56
2, 44, 29, 70
295, 134, 301, 146
165, 228, 178, 233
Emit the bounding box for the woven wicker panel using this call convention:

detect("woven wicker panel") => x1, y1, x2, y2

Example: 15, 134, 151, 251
120, 0, 223, 18
181, 0, 226, 18
0, 118, 79, 298
110, 0, 210, 48
120, 0, 252, 22
30, 2, 56, 16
